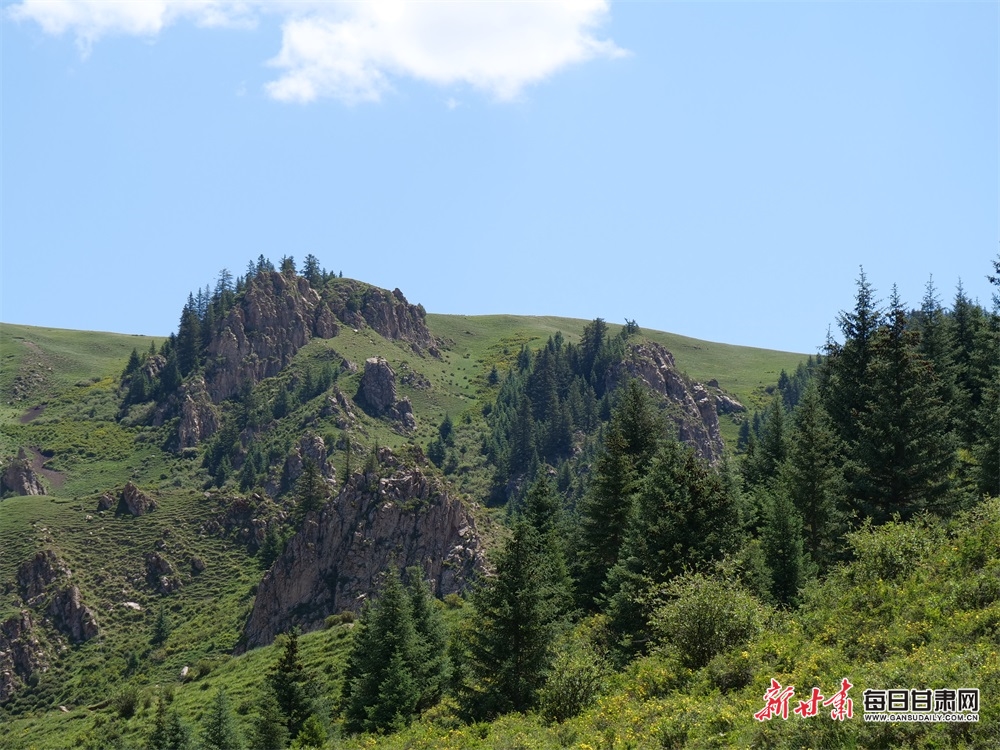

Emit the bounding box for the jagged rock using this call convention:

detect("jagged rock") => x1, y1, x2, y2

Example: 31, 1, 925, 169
2, 448, 46, 496
17, 550, 70, 603
120, 482, 157, 516
204, 272, 337, 403
144, 552, 180, 594
203, 495, 280, 551
0, 611, 47, 703
325, 281, 435, 351
47, 586, 99, 643
715, 392, 746, 415
240, 454, 484, 651
141, 354, 166, 382
177, 377, 220, 449
355, 359, 416, 430
357, 357, 397, 415
96, 493, 115, 511
606, 342, 725, 463
341, 357, 358, 374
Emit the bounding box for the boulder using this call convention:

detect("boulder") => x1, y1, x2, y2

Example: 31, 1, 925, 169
17, 550, 70, 603
1, 449, 45, 496
46, 586, 99, 643
357, 357, 397, 416
96, 493, 115, 512
120, 482, 157, 516
0, 611, 47, 703
144, 552, 180, 595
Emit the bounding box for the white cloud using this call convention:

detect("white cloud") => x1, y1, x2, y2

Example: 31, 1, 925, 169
8, 0, 625, 102
7, 0, 257, 53
266, 1, 625, 104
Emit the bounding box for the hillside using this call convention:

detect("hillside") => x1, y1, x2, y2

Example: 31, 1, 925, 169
1, 262, 997, 750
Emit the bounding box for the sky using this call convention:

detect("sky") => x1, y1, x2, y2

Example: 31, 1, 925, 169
2, 1, 997, 354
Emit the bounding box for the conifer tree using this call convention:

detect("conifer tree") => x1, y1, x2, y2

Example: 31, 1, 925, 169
200, 688, 242, 750
295, 459, 329, 518
575, 380, 660, 608
404, 567, 450, 712
464, 518, 562, 718
250, 686, 289, 750
760, 489, 808, 607
341, 567, 422, 734
268, 629, 314, 741
147, 695, 193, 750
848, 290, 955, 522
780, 380, 843, 570
605, 440, 740, 653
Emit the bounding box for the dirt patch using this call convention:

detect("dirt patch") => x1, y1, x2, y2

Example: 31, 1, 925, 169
28, 447, 65, 490
19, 404, 46, 424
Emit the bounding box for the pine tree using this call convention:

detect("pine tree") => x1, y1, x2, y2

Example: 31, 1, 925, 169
268, 629, 315, 741
404, 567, 450, 711
464, 518, 562, 718
147, 695, 193, 750
176, 301, 202, 377
780, 380, 843, 570
200, 688, 242, 750
575, 380, 660, 608
250, 685, 289, 750
848, 290, 955, 522
295, 459, 329, 518
341, 568, 421, 734
151, 603, 170, 646
605, 440, 741, 654
760, 488, 808, 607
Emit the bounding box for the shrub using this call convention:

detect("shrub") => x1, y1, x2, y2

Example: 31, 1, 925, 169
111, 684, 141, 719
651, 572, 764, 669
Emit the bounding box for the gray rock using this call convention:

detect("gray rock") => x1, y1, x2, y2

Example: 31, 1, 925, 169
2, 449, 45, 496
121, 482, 157, 516
17, 550, 70, 603
47, 586, 99, 643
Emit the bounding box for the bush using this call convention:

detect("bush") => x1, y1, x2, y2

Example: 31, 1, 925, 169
651, 572, 764, 669
111, 684, 141, 719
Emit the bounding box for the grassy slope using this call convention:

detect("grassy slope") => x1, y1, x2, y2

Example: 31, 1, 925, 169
0, 316, 806, 749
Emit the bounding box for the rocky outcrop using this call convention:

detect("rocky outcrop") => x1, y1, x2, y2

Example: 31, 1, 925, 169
606, 343, 725, 463
2, 448, 46, 496
203, 494, 286, 552
176, 377, 220, 449
120, 482, 157, 516
17, 550, 70, 603
204, 271, 339, 404
356, 358, 417, 431
325, 281, 435, 353
0, 611, 47, 703
240, 451, 484, 651
46, 586, 99, 643
97, 493, 115, 511
358, 357, 398, 415
145, 552, 180, 595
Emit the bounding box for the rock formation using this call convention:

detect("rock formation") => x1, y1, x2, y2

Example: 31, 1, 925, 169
46, 586, 99, 644
17, 550, 70, 603
120, 482, 157, 516
607, 342, 725, 463
204, 271, 338, 403
0, 612, 47, 703
176, 377, 220, 449
240, 451, 483, 651
356, 358, 417, 431
145, 552, 180, 595
324, 281, 435, 353
1, 448, 46, 496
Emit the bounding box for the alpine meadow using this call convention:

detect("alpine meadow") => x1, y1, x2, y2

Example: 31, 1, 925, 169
1, 255, 999, 749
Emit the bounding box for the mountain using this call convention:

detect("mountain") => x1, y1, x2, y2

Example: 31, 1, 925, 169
0, 268, 805, 746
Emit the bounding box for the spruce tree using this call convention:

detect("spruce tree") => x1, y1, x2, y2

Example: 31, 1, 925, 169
268, 629, 315, 741
575, 380, 661, 608
250, 686, 289, 750
464, 519, 561, 718
760, 489, 808, 607
404, 567, 450, 712
605, 440, 741, 654
200, 688, 242, 750
147, 695, 193, 750
780, 380, 843, 570
848, 290, 955, 522
341, 568, 421, 734
295, 460, 329, 518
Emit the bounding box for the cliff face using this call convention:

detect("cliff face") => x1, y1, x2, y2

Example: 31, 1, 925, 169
607, 342, 725, 463
241, 451, 483, 651
205, 272, 338, 403
324, 282, 436, 353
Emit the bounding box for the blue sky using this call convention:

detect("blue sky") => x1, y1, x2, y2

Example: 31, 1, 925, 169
2, 1, 997, 354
